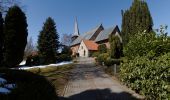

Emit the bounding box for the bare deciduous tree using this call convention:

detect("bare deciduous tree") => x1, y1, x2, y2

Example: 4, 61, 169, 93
0, 0, 23, 14
24, 37, 35, 59
61, 33, 72, 46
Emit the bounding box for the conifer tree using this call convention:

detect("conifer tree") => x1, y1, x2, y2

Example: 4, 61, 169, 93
37, 17, 59, 64
0, 12, 3, 66
3, 6, 28, 67
121, 0, 153, 45
109, 35, 122, 59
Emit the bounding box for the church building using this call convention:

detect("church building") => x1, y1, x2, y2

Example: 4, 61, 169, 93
70, 18, 122, 57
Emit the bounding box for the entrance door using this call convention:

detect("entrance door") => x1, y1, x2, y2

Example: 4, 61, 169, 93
84, 50, 86, 57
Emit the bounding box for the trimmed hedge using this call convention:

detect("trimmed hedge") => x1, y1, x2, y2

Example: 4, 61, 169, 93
96, 53, 122, 66
56, 54, 72, 63
120, 53, 170, 99
0, 69, 58, 100
104, 58, 122, 66
95, 53, 109, 65
91, 52, 100, 57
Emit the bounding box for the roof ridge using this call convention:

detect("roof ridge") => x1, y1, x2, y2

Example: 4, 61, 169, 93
84, 24, 103, 34
95, 25, 119, 42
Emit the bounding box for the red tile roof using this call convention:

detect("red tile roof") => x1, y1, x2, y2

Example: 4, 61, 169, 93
83, 40, 98, 51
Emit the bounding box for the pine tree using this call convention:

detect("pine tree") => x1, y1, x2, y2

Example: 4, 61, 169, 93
109, 34, 122, 59
37, 17, 59, 64
3, 6, 28, 67
121, 10, 130, 45
0, 12, 3, 66
121, 0, 153, 45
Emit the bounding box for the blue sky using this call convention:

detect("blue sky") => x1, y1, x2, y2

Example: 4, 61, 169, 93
21, 0, 170, 44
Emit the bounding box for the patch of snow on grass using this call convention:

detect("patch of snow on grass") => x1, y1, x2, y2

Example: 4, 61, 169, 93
0, 87, 10, 94
19, 61, 72, 70
49, 61, 73, 66
19, 60, 26, 65
0, 77, 16, 94
0, 77, 7, 84
4, 84, 16, 89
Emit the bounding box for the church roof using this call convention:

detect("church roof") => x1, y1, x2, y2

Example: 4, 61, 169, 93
71, 36, 82, 46
95, 26, 115, 42
71, 24, 102, 46
83, 40, 98, 51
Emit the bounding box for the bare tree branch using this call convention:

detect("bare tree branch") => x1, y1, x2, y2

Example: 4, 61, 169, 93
61, 33, 72, 46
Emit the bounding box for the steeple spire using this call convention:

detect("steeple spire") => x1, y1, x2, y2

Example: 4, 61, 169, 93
74, 17, 79, 36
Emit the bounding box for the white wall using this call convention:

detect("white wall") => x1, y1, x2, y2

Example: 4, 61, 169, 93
78, 41, 89, 57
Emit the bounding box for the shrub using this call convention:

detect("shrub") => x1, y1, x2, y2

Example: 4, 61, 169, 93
91, 52, 100, 57
104, 58, 122, 67
25, 54, 40, 66
56, 54, 72, 63
0, 69, 58, 100
120, 53, 170, 99
104, 57, 112, 66
98, 44, 107, 53
61, 46, 72, 55
124, 26, 170, 60
96, 53, 109, 65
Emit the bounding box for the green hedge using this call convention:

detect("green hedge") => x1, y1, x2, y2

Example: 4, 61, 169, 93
56, 54, 72, 62
95, 53, 109, 65
0, 69, 58, 100
25, 53, 72, 66
91, 52, 100, 57
96, 53, 122, 66
98, 44, 107, 53
104, 58, 122, 66
120, 53, 170, 99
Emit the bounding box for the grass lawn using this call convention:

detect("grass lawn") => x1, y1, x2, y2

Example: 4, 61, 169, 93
27, 64, 74, 95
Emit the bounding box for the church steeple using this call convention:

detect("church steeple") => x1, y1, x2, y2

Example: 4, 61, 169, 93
74, 17, 79, 36
72, 17, 79, 42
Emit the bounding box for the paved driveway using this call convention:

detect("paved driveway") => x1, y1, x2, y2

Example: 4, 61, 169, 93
60, 58, 143, 100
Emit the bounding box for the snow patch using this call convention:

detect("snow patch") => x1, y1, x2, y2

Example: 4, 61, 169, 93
0, 77, 16, 94
0, 88, 11, 94
0, 77, 7, 84
19, 60, 26, 65
4, 84, 16, 89
19, 61, 72, 70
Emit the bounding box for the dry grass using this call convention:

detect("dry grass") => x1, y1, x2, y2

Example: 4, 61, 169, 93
27, 64, 74, 95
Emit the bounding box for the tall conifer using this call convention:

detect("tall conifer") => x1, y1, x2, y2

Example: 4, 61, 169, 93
121, 0, 153, 45
37, 17, 59, 64
3, 6, 28, 67
0, 12, 3, 66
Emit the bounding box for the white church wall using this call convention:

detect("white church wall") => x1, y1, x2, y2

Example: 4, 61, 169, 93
78, 41, 89, 57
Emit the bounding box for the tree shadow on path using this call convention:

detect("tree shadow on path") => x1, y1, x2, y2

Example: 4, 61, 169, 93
59, 88, 143, 100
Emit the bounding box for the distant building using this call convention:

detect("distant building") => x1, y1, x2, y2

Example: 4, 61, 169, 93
70, 18, 122, 57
